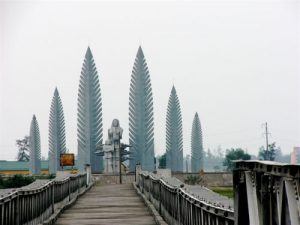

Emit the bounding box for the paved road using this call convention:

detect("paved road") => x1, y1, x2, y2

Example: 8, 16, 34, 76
55, 183, 156, 225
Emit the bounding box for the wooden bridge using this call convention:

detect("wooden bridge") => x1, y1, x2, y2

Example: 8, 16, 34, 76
1, 161, 300, 225
55, 183, 156, 225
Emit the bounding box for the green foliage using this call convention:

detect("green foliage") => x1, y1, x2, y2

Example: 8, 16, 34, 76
0, 174, 35, 188
274, 148, 290, 163
0, 175, 3, 187
158, 153, 166, 169
204, 147, 226, 172
223, 148, 251, 171
184, 175, 203, 185
33, 174, 56, 180
211, 187, 234, 198
16, 136, 30, 161
258, 142, 278, 161
47, 174, 56, 179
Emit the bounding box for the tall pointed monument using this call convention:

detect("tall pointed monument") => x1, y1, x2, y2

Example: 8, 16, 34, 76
129, 46, 155, 171
29, 115, 41, 175
191, 112, 204, 172
77, 47, 103, 173
166, 86, 183, 172
48, 88, 66, 174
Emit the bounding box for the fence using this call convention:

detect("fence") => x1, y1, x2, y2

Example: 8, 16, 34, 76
0, 173, 87, 225
136, 168, 234, 225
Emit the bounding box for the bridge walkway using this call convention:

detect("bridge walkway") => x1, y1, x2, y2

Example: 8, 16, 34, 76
55, 183, 157, 225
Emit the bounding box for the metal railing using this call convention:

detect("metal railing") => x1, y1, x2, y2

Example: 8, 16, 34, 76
136, 168, 234, 225
233, 160, 300, 225
0, 173, 87, 225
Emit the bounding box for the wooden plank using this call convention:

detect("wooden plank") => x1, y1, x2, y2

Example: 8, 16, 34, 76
55, 183, 156, 225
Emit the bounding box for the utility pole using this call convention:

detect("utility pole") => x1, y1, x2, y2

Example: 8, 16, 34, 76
263, 122, 271, 160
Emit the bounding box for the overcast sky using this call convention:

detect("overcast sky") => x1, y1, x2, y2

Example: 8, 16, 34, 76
0, 0, 299, 161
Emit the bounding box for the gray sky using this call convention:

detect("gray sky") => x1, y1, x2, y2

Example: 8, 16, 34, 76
0, 0, 299, 161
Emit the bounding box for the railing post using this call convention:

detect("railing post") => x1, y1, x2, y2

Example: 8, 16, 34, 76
15, 195, 20, 225
51, 183, 55, 214
78, 175, 80, 193
135, 164, 141, 186
159, 181, 162, 214
68, 178, 71, 201
147, 176, 151, 200
177, 188, 180, 224
85, 164, 91, 186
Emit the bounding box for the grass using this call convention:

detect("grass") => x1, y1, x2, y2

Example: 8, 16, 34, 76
210, 187, 234, 198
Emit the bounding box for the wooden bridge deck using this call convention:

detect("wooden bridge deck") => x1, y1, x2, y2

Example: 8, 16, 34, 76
55, 183, 157, 225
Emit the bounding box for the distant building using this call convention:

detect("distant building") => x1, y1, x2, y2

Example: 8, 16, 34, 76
0, 160, 78, 176
183, 155, 191, 172
290, 147, 300, 164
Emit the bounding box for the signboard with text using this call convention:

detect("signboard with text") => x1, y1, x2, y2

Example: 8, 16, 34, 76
60, 153, 75, 167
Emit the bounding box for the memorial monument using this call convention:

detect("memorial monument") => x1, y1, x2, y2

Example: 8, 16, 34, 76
48, 88, 66, 174
128, 46, 155, 171
29, 115, 41, 175
191, 112, 204, 172
166, 86, 183, 172
77, 47, 103, 173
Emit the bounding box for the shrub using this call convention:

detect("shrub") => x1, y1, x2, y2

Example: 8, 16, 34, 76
1, 174, 35, 188
184, 175, 203, 185
0, 175, 4, 188
34, 174, 56, 180
47, 174, 56, 179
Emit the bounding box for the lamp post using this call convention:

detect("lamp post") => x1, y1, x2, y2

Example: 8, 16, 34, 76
119, 143, 133, 184
118, 141, 122, 184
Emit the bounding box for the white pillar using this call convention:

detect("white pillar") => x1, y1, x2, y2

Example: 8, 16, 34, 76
85, 164, 91, 185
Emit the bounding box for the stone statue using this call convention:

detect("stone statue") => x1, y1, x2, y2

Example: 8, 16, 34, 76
95, 119, 131, 175
108, 119, 123, 145
101, 119, 123, 174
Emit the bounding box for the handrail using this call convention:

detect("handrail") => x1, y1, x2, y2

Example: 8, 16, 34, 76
136, 169, 234, 225
0, 173, 87, 225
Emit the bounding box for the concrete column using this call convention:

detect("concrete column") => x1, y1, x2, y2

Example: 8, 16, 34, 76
136, 164, 142, 185
85, 164, 91, 185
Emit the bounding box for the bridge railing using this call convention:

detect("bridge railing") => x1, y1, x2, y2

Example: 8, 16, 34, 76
233, 160, 300, 225
0, 173, 87, 225
136, 168, 234, 225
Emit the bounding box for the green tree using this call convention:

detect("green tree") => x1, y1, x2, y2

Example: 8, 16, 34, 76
16, 136, 30, 161
274, 148, 290, 163
203, 148, 225, 171
159, 153, 167, 169
258, 142, 278, 161
223, 148, 251, 171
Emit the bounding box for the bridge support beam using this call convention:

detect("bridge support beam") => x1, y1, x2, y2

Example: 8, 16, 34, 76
234, 160, 300, 225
